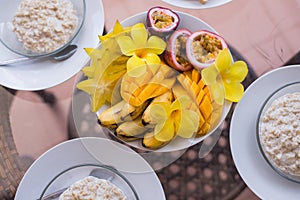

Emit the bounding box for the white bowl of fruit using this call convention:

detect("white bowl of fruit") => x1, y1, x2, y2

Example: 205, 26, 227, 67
77, 7, 248, 152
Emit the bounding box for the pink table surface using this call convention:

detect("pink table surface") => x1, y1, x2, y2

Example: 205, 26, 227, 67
102, 0, 300, 76
3, 1, 300, 199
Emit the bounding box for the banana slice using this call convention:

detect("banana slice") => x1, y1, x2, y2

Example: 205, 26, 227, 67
121, 63, 177, 107
98, 100, 150, 128
142, 90, 174, 125
116, 117, 151, 141
142, 131, 168, 150
98, 100, 136, 127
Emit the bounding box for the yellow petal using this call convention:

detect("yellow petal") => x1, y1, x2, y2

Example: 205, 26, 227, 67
146, 63, 160, 75
215, 48, 231, 73
171, 95, 190, 111
209, 83, 225, 105
201, 64, 219, 86
126, 56, 147, 77
150, 103, 170, 121
131, 23, 148, 47
127, 55, 145, 70
224, 82, 244, 102
154, 118, 175, 142
147, 36, 166, 55
116, 36, 136, 56
176, 110, 199, 138
223, 61, 248, 82
144, 53, 161, 65
127, 66, 147, 77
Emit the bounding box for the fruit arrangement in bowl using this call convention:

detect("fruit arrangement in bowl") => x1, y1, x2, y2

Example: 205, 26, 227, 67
77, 7, 248, 151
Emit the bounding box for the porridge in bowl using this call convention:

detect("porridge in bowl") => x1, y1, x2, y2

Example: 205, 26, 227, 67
59, 176, 127, 200
40, 164, 138, 200
12, 0, 78, 53
259, 92, 300, 178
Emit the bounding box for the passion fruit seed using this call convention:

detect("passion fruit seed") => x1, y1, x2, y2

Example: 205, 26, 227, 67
176, 35, 189, 68
147, 6, 180, 35
199, 0, 208, 4
164, 29, 192, 72
152, 10, 174, 29
193, 34, 223, 63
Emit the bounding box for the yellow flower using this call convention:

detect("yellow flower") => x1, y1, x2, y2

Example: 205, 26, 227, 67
201, 48, 248, 105
150, 96, 199, 142
116, 23, 166, 77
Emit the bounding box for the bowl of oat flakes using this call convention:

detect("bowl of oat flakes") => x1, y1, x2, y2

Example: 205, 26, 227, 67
257, 82, 300, 183
39, 164, 139, 200
0, 0, 86, 57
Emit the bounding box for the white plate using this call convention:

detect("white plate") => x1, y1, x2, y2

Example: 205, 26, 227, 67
230, 65, 300, 200
0, 0, 104, 91
162, 0, 232, 9
15, 137, 166, 200
92, 11, 231, 152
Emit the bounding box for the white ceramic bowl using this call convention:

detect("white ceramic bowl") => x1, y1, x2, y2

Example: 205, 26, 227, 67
257, 82, 300, 183
0, 0, 86, 57
39, 164, 139, 200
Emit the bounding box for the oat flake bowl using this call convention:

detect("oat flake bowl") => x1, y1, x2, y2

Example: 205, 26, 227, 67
0, 0, 86, 57
39, 164, 139, 200
257, 82, 300, 183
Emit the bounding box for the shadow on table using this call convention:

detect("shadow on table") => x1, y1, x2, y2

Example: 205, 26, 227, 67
0, 87, 34, 200
284, 50, 300, 66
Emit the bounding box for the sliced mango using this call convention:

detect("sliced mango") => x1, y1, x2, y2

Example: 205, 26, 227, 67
177, 69, 215, 136
120, 63, 176, 106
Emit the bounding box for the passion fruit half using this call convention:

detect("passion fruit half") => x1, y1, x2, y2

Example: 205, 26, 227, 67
147, 6, 180, 36
186, 30, 227, 69
164, 29, 192, 72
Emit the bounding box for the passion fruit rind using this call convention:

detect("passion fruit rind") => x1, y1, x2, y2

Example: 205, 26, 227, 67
147, 6, 180, 36
164, 28, 192, 72
186, 30, 228, 69
163, 28, 228, 72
